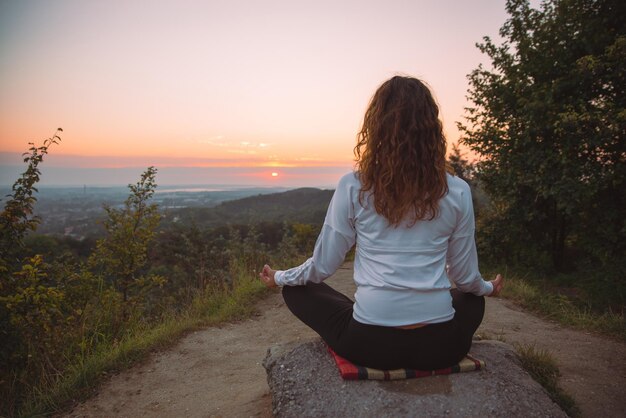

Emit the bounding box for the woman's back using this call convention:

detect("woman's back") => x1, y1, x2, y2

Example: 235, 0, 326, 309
329, 171, 488, 326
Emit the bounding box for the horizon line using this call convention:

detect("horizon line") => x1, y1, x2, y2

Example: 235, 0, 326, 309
0, 151, 354, 169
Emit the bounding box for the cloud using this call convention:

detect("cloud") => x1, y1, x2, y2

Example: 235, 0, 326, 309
239, 141, 272, 149
198, 137, 272, 154
197, 135, 229, 147
295, 156, 324, 162
227, 149, 258, 155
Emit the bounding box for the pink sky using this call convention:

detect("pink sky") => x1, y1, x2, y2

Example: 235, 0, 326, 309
0, 0, 511, 186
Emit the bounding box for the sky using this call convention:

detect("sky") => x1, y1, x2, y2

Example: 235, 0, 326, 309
0, 0, 511, 187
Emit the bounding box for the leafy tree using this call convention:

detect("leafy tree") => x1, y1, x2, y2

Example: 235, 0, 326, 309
0, 130, 65, 413
447, 143, 476, 184
459, 0, 625, 272
0, 130, 62, 360
89, 167, 164, 317
0, 129, 62, 272
0, 131, 102, 412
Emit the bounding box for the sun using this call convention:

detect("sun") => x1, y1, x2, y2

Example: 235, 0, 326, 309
271, 172, 279, 177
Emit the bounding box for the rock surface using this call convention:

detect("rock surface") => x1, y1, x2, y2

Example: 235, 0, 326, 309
263, 339, 567, 418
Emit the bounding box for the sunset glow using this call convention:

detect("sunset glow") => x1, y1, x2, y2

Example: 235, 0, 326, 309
0, 0, 508, 186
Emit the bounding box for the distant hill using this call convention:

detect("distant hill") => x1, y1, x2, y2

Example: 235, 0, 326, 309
163, 187, 335, 227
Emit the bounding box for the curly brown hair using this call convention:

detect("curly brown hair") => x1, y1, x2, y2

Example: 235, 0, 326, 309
354, 76, 449, 226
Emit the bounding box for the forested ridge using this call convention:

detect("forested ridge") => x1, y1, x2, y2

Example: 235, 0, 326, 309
164, 187, 333, 228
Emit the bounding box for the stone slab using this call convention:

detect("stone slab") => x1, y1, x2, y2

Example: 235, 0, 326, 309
263, 339, 567, 418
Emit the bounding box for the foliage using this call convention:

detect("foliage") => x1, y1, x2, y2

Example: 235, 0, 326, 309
144, 220, 310, 318
0, 129, 62, 272
459, 0, 625, 276
89, 167, 165, 318
447, 143, 476, 184
1, 256, 66, 373
0, 130, 71, 415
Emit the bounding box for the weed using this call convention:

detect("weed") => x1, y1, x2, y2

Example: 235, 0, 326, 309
475, 330, 506, 342
515, 344, 579, 417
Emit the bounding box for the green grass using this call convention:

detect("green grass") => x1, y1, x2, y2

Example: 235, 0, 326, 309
516, 344, 580, 417
483, 268, 625, 341
478, 332, 580, 417
18, 275, 270, 418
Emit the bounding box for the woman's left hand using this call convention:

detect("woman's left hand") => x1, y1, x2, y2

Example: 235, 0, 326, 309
259, 264, 278, 288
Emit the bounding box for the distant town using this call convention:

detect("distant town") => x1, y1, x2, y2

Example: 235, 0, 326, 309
0, 185, 290, 240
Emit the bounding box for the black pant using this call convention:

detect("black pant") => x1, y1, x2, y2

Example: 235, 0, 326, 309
282, 282, 485, 370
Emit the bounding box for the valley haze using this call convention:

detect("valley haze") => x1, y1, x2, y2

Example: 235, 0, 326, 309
0, 158, 352, 188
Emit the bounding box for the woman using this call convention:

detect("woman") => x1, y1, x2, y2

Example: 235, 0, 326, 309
259, 76, 503, 371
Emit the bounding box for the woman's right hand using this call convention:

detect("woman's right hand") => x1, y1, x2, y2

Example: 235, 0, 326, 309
489, 274, 504, 297
259, 264, 278, 288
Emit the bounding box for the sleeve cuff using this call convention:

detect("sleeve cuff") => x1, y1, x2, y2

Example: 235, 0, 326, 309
274, 270, 286, 287
483, 280, 494, 296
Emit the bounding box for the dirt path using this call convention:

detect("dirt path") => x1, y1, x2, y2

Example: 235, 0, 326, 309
67, 264, 626, 418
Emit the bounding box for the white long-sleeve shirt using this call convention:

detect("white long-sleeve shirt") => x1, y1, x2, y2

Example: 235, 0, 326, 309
274, 172, 493, 326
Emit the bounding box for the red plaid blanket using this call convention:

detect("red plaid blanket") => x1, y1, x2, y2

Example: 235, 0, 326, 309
327, 347, 486, 380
